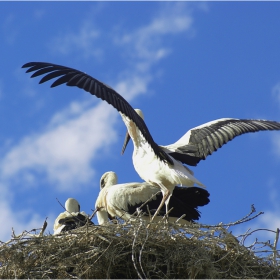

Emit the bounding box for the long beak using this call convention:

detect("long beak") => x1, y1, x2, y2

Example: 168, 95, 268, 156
121, 131, 131, 154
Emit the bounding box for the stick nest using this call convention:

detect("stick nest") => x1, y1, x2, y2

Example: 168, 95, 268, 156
0, 208, 279, 279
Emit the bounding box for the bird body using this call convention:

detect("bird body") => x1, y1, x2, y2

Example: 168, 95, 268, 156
95, 171, 210, 225
53, 198, 91, 235
96, 179, 161, 224
120, 111, 204, 218
121, 112, 202, 186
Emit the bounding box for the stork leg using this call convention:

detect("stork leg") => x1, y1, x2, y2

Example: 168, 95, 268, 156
150, 186, 170, 223
164, 194, 172, 217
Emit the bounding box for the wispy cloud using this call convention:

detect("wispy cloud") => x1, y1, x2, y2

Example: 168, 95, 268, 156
0, 101, 118, 191
272, 82, 280, 107
1, 13, 18, 45
114, 73, 151, 101
109, 2, 197, 104
257, 211, 280, 232
0, 180, 51, 241
0, 198, 55, 242
114, 2, 194, 71
50, 20, 102, 59
33, 9, 45, 20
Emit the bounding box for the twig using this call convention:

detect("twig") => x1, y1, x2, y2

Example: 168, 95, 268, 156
163, 207, 174, 220
273, 228, 280, 269
131, 191, 161, 216
132, 222, 144, 279
139, 223, 148, 279
39, 217, 48, 237
242, 228, 278, 245
89, 207, 99, 220
92, 241, 113, 265
175, 214, 186, 224
56, 197, 66, 211
198, 208, 264, 229
239, 227, 251, 245
95, 233, 110, 243
146, 204, 152, 221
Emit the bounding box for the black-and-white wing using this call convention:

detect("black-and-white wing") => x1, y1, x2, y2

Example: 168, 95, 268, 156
22, 62, 172, 165
163, 118, 280, 166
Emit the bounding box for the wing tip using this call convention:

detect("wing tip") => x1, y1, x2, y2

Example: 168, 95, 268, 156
22, 62, 33, 68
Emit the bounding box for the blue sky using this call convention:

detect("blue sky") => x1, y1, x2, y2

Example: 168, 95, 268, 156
0, 1, 280, 251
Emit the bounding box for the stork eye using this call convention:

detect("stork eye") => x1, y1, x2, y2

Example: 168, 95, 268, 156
100, 179, 105, 188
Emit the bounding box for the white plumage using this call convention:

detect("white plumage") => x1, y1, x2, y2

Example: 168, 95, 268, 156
53, 198, 92, 235
95, 171, 210, 225
22, 62, 280, 221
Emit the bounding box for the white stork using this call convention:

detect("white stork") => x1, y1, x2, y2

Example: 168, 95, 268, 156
22, 62, 280, 221
95, 171, 210, 225
53, 198, 92, 235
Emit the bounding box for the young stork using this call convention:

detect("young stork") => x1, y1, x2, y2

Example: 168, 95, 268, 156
53, 198, 92, 235
95, 171, 210, 225
22, 62, 280, 220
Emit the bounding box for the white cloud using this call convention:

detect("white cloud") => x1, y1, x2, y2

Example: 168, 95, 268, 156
50, 20, 102, 59
0, 199, 52, 242
0, 180, 62, 241
257, 211, 280, 232
115, 2, 194, 67
0, 101, 119, 191
114, 74, 151, 101
49, 3, 196, 72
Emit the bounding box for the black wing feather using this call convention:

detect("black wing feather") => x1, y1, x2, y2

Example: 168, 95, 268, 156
58, 213, 94, 232
126, 186, 210, 222
22, 62, 173, 164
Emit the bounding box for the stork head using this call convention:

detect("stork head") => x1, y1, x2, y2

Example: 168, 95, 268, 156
65, 198, 80, 213
100, 171, 118, 189
121, 108, 144, 154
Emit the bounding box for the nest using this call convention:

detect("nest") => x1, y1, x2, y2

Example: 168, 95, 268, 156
0, 207, 279, 279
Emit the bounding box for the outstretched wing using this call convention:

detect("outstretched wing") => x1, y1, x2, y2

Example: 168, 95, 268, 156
22, 62, 173, 165
164, 118, 280, 166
